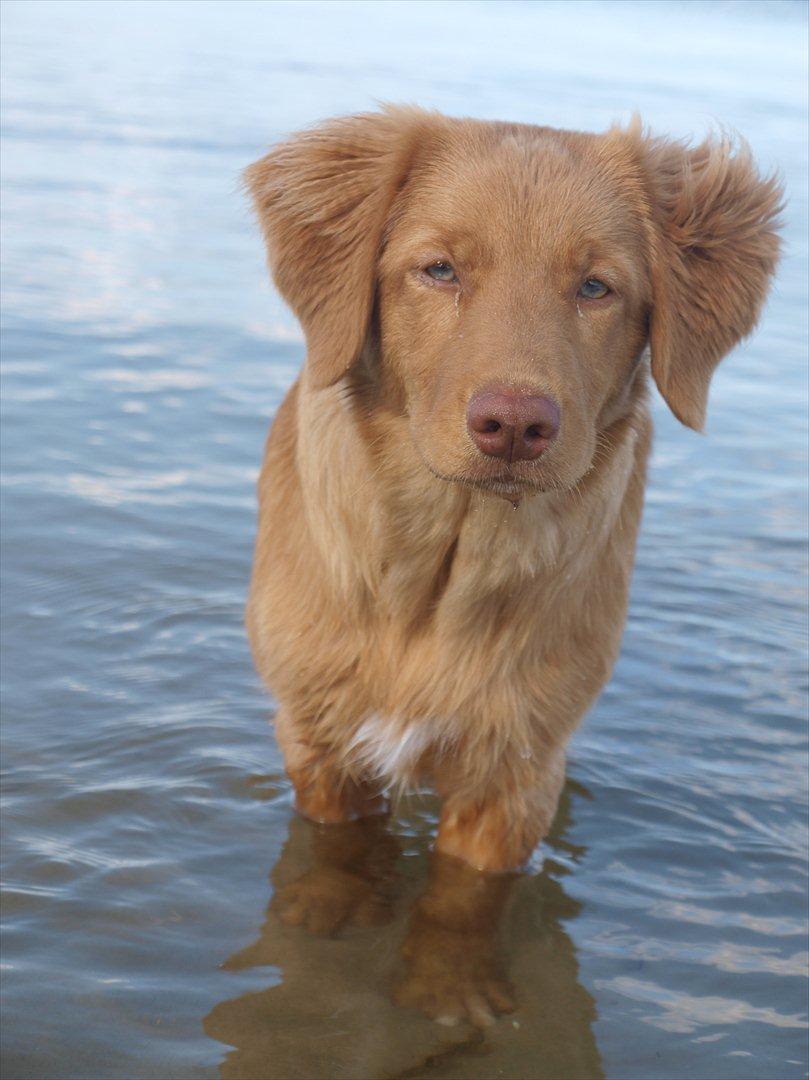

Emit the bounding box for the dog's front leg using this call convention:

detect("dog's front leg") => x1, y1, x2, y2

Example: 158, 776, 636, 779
273, 708, 388, 823
435, 745, 566, 872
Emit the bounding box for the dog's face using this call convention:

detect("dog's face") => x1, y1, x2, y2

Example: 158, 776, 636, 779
377, 129, 652, 496
246, 109, 780, 498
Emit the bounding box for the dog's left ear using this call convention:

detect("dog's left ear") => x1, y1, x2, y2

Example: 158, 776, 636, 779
244, 107, 437, 390
639, 131, 782, 430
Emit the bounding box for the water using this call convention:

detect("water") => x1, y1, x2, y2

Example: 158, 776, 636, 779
1, 2, 807, 1077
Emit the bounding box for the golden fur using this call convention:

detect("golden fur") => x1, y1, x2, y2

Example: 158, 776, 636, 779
244, 108, 781, 872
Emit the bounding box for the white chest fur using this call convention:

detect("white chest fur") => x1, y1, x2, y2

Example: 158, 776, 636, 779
349, 713, 452, 786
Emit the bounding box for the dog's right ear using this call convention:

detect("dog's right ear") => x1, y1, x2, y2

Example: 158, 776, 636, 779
245, 108, 434, 390
633, 127, 782, 431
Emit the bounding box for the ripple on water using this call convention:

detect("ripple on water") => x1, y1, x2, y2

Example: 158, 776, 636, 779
2, 2, 807, 1078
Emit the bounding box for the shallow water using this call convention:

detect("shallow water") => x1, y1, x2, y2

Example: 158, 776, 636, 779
1, 2, 807, 1077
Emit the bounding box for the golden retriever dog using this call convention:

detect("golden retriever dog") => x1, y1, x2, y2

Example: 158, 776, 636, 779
244, 107, 781, 874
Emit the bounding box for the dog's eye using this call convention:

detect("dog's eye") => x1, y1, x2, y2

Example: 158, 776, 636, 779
579, 278, 610, 299
424, 261, 457, 283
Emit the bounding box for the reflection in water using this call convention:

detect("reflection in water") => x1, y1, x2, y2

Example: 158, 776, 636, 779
205, 787, 602, 1080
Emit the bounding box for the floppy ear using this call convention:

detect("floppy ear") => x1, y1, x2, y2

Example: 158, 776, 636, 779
244, 107, 434, 390
641, 132, 782, 430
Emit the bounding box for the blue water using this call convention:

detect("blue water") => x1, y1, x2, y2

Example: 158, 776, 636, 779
2, 2, 807, 1077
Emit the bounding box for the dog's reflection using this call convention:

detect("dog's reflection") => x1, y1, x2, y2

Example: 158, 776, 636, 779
394, 849, 517, 1027
205, 787, 603, 1080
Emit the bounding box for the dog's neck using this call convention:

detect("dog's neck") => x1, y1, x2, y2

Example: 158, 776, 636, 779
294, 370, 649, 633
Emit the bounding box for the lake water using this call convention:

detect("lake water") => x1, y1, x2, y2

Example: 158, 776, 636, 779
1, 2, 807, 1077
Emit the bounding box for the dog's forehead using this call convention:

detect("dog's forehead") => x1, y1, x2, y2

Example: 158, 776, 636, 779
402, 125, 645, 260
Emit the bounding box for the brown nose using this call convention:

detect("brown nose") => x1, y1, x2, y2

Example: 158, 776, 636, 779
466, 389, 560, 462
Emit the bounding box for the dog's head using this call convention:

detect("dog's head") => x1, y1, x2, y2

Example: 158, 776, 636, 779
246, 108, 781, 499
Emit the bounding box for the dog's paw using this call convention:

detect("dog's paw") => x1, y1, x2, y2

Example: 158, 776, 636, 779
272, 866, 393, 936
394, 923, 515, 1028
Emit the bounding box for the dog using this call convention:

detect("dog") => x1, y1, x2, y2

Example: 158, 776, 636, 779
244, 107, 781, 873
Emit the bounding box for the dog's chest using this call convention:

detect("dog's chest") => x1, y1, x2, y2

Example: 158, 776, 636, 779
349, 713, 443, 785
378, 493, 566, 618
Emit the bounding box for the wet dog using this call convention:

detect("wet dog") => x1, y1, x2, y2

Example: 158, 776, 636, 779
244, 108, 780, 872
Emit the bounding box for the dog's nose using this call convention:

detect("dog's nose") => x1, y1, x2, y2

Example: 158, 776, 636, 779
466, 389, 560, 462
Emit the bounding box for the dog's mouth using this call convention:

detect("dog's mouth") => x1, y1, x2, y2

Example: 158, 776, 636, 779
424, 462, 547, 501
415, 435, 577, 502
471, 474, 537, 497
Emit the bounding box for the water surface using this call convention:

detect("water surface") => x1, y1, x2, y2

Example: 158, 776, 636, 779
2, 2, 807, 1077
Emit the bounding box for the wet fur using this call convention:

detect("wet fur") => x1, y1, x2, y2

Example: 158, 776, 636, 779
244, 108, 781, 871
